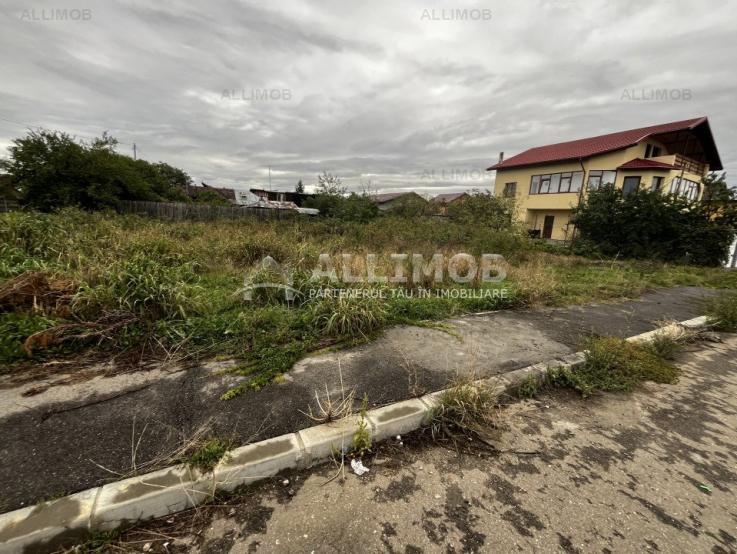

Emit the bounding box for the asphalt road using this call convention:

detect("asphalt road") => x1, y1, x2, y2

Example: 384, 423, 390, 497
101, 331, 737, 553
0, 286, 717, 512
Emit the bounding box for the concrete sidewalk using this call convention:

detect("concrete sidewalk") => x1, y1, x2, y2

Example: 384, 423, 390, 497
108, 333, 737, 553
0, 286, 715, 512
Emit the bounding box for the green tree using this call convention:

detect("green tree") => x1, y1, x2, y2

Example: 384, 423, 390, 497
0, 129, 193, 210
295, 179, 305, 194
447, 190, 516, 230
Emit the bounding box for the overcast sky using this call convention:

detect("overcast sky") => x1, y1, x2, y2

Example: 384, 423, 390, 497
1, 0, 735, 194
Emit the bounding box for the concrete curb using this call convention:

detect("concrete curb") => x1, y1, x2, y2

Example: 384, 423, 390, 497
0, 316, 708, 553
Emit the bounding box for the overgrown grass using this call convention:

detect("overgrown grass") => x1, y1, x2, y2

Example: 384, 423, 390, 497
550, 337, 680, 398
1, 209, 734, 398
706, 292, 737, 331
429, 375, 500, 441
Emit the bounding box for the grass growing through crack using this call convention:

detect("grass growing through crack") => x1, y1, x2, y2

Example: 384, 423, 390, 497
706, 291, 737, 332
429, 375, 500, 443
546, 337, 680, 398
351, 393, 372, 458
645, 330, 684, 360
186, 438, 230, 473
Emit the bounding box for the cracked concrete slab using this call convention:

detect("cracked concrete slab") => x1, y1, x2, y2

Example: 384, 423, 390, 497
123, 332, 737, 554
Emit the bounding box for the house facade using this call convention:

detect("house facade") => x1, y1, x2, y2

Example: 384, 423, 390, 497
487, 117, 722, 241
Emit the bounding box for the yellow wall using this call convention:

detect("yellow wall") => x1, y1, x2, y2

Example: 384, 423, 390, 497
492, 138, 709, 241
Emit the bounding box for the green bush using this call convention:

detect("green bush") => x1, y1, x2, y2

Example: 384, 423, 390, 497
447, 190, 517, 231
572, 179, 736, 266
304, 192, 379, 222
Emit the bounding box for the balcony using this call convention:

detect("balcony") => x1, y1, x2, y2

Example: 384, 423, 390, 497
650, 154, 707, 177
673, 154, 707, 176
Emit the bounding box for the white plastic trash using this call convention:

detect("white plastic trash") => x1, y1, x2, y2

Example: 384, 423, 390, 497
351, 458, 370, 475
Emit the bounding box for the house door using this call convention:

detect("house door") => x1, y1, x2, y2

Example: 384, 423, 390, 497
542, 215, 555, 239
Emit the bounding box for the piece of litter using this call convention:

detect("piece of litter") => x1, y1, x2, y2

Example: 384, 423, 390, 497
351, 458, 370, 475
143, 543, 151, 552
698, 484, 712, 493
282, 479, 289, 486
396, 435, 402, 441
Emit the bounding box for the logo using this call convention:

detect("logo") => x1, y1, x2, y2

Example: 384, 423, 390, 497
242, 256, 300, 301
242, 253, 508, 303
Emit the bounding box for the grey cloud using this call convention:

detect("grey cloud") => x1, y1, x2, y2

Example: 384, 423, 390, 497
0, 0, 735, 195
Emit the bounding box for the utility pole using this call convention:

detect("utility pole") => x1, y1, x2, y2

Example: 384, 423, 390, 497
132, 143, 137, 160
268, 166, 271, 190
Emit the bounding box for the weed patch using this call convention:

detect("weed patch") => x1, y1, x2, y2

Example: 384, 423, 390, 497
306, 293, 387, 339
554, 337, 679, 397
186, 438, 230, 473
706, 292, 737, 332
351, 393, 372, 458
429, 375, 500, 442
645, 330, 684, 360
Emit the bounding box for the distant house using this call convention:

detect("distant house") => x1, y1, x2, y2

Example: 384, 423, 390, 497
370, 192, 426, 212
431, 192, 469, 215
249, 188, 315, 207
188, 182, 237, 204
486, 116, 722, 241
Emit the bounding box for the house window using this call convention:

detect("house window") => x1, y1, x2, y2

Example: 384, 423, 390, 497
669, 177, 700, 201
644, 144, 652, 158
529, 171, 584, 194
651, 146, 661, 158
650, 176, 663, 192
503, 182, 517, 197
530, 175, 540, 194
549, 174, 561, 193
587, 170, 616, 190
539, 175, 551, 194
622, 176, 641, 196
570, 172, 583, 193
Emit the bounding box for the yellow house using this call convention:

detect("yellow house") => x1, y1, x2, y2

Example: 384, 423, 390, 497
486, 117, 723, 241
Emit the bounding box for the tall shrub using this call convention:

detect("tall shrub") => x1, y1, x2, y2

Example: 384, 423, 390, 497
572, 179, 735, 266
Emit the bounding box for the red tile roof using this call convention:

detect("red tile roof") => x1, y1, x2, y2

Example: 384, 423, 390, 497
432, 192, 468, 203
617, 158, 675, 171
487, 117, 715, 170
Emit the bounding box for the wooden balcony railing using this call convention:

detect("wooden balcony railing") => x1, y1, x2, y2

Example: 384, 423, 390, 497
673, 154, 706, 176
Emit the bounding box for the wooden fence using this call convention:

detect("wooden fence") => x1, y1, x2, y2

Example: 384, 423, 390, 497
0, 199, 19, 213
117, 200, 299, 221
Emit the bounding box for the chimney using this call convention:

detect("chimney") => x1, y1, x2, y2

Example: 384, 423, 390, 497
498, 152, 504, 163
